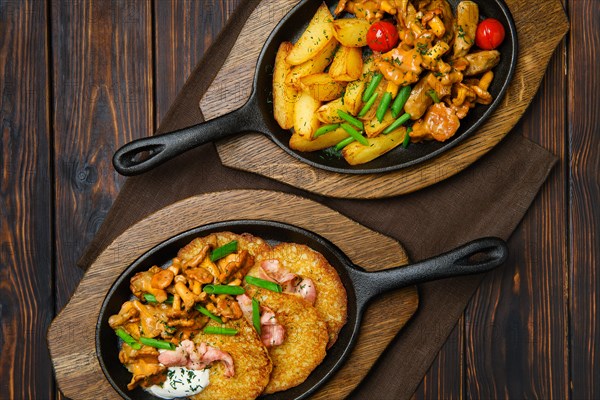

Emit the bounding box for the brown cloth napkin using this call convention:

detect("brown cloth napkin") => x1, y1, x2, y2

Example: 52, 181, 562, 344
79, 0, 557, 398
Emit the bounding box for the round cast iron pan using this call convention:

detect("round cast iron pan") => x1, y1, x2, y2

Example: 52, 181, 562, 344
112, 0, 518, 176
96, 220, 508, 399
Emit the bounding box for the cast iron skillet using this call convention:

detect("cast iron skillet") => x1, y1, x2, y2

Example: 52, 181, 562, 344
112, 0, 518, 176
96, 220, 508, 399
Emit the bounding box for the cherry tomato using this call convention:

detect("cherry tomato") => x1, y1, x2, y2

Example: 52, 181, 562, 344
366, 21, 399, 53
475, 18, 505, 50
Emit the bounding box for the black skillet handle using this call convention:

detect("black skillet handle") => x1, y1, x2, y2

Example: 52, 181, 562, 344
112, 96, 263, 176
351, 237, 508, 308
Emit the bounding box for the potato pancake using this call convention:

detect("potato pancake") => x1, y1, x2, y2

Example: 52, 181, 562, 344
191, 318, 272, 400
253, 243, 348, 348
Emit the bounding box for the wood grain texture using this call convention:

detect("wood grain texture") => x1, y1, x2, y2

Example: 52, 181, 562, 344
50, 0, 153, 310
463, 39, 569, 399
47, 190, 418, 399
0, 1, 54, 399
202, 0, 569, 198
154, 0, 243, 125
569, 0, 600, 398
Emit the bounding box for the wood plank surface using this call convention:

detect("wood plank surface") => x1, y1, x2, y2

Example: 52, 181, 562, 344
50, 0, 153, 311
47, 190, 417, 399
0, 1, 54, 399
568, 0, 600, 398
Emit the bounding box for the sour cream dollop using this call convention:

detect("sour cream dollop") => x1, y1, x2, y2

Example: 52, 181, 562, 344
146, 367, 209, 399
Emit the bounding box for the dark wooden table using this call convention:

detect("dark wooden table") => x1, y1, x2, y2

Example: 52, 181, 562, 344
1, 1, 597, 399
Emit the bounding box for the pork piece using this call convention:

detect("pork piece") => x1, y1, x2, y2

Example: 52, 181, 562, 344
158, 339, 235, 377
259, 259, 317, 305
464, 50, 500, 76
376, 46, 423, 86
405, 74, 434, 120
410, 102, 460, 142
236, 294, 286, 347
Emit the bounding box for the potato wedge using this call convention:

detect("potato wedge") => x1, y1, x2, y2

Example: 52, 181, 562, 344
286, 38, 338, 89
294, 92, 321, 139
286, 3, 335, 65
332, 18, 371, 47
359, 78, 387, 121
273, 42, 298, 129
364, 109, 395, 138
343, 80, 365, 116
342, 126, 406, 165
328, 46, 363, 82
300, 73, 346, 102
316, 98, 347, 124
289, 127, 349, 152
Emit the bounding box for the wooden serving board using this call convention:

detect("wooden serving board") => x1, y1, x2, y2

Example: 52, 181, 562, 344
200, 0, 568, 199
48, 190, 418, 400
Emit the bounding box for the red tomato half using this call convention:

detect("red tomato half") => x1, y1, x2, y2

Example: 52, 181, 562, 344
475, 18, 505, 50
366, 21, 399, 52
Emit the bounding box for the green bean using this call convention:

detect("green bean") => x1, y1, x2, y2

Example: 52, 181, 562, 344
358, 92, 378, 118
341, 123, 369, 146
427, 89, 440, 103
337, 110, 363, 130
403, 126, 412, 148
391, 85, 412, 118
383, 113, 411, 135
210, 240, 238, 262
115, 328, 141, 350
195, 305, 224, 324
334, 137, 356, 151
143, 293, 174, 304
244, 276, 282, 293
376, 92, 393, 122
362, 73, 383, 102
252, 298, 261, 335
139, 337, 176, 350
203, 326, 238, 336
314, 124, 340, 138
203, 285, 245, 295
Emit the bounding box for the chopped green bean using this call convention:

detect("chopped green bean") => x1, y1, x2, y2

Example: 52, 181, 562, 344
115, 328, 141, 350
403, 126, 412, 148
244, 276, 282, 293
210, 240, 238, 262
391, 85, 412, 118
358, 92, 378, 118
376, 92, 393, 122
314, 123, 340, 138
143, 293, 174, 304
203, 285, 245, 295
341, 123, 369, 146
252, 298, 261, 335
334, 137, 356, 151
139, 337, 176, 350
195, 305, 224, 324
427, 89, 440, 103
337, 110, 363, 130
203, 326, 238, 336
362, 73, 383, 102
383, 113, 411, 135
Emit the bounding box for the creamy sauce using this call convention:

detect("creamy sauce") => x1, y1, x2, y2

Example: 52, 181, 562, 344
146, 367, 209, 399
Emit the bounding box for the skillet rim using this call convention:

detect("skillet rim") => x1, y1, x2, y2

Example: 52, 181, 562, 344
95, 219, 366, 400
250, 0, 519, 175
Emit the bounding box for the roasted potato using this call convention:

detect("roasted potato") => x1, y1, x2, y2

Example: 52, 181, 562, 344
316, 98, 347, 124
332, 18, 371, 47
328, 46, 363, 82
342, 127, 407, 165
299, 73, 346, 102
286, 38, 338, 89
294, 92, 321, 139
286, 3, 335, 65
364, 109, 395, 138
289, 127, 349, 152
273, 42, 298, 130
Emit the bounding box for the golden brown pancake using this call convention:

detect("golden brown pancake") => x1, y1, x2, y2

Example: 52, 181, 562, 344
246, 287, 329, 394
253, 243, 347, 348
178, 232, 272, 261
191, 318, 272, 400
